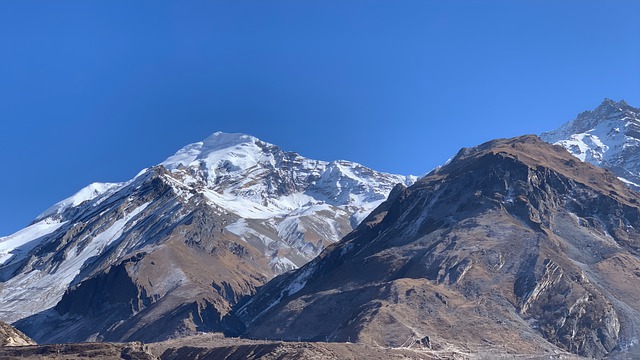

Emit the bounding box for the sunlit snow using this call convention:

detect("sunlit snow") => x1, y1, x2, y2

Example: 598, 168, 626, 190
0, 219, 66, 265
0, 202, 150, 322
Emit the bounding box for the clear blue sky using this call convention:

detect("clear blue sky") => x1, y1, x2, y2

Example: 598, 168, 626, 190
1, 1, 639, 235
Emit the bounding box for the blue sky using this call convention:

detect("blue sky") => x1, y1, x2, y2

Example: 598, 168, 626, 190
1, 1, 639, 235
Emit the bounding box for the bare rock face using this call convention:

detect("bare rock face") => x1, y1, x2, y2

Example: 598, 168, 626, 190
0, 321, 35, 346
239, 135, 640, 359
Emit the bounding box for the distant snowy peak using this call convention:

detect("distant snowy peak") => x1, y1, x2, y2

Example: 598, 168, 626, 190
162, 132, 320, 188
156, 131, 415, 270
541, 99, 640, 187
543, 99, 639, 140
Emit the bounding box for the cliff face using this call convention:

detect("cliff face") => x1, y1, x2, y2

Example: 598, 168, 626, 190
238, 135, 640, 358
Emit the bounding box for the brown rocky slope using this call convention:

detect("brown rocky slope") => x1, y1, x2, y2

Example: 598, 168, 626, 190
238, 135, 640, 359
0, 321, 35, 347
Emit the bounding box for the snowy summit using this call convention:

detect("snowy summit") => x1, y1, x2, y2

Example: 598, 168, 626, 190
541, 99, 640, 188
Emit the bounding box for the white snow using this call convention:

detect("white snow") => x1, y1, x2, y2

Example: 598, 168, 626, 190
270, 257, 298, 273
285, 264, 313, 295
350, 200, 385, 225
162, 132, 413, 212
159, 132, 417, 271
618, 177, 640, 188
0, 202, 150, 323
225, 218, 251, 237
547, 128, 611, 164
225, 218, 275, 248
0, 219, 66, 265
161, 132, 273, 187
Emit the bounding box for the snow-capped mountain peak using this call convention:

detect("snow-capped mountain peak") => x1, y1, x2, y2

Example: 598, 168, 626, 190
160, 131, 413, 215
161, 132, 311, 190
203, 131, 258, 148
548, 99, 638, 137
157, 132, 415, 262
162, 132, 262, 170
541, 99, 640, 187
0, 131, 414, 342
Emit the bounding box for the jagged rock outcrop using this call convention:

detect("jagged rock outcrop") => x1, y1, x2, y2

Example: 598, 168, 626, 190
238, 135, 640, 359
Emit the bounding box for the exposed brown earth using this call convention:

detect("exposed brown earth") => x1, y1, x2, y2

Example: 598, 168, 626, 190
238, 135, 640, 359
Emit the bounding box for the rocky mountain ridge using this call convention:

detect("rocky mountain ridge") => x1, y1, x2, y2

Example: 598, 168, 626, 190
541, 98, 640, 189
237, 135, 640, 359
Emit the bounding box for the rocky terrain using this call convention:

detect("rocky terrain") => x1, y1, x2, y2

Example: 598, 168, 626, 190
0, 342, 156, 360
0, 321, 35, 347
238, 135, 640, 359
0, 333, 583, 359
153, 334, 442, 360
0, 132, 412, 343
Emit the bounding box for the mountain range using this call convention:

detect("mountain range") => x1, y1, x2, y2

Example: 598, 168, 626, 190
1, 99, 639, 359
0, 132, 413, 343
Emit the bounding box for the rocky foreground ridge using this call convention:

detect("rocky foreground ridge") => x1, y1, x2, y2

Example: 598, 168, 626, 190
0, 332, 583, 359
